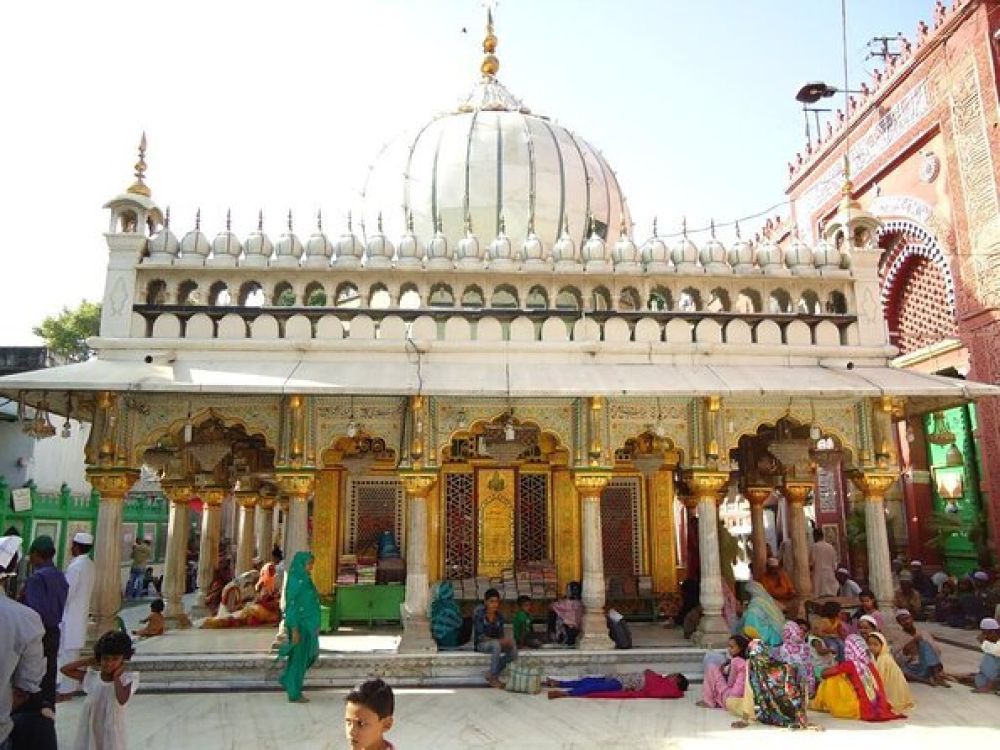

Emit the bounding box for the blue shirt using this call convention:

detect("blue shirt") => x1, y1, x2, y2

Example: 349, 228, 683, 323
473, 604, 505, 646
23, 562, 68, 629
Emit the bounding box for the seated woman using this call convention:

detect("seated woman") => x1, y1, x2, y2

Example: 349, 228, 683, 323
201, 568, 281, 629
430, 581, 472, 649
204, 558, 234, 616
866, 632, 914, 713
851, 589, 886, 633
545, 670, 688, 700
810, 634, 903, 721
698, 635, 749, 708
728, 640, 809, 729
742, 581, 785, 647
548, 581, 583, 646
776, 620, 816, 698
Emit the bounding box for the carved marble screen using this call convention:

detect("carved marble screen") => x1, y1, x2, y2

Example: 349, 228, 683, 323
347, 477, 404, 555
601, 477, 642, 583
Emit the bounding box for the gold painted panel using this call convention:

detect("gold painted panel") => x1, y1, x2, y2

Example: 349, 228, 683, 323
477, 469, 515, 577
313, 468, 340, 595
650, 469, 678, 594
552, 467, 580, 593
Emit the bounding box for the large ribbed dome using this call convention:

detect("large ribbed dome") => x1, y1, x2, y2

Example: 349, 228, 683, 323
361, 14, 629, 253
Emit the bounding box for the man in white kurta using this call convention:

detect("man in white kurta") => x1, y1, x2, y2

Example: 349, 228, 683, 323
57, 531, 96, 699
809, 527, 840, 597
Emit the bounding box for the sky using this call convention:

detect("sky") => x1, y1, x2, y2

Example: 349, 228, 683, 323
0, 0, 932, 344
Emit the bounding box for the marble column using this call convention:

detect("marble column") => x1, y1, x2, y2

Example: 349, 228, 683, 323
573, 469, 614, 651
256, 496, 275, 560
273, 471, 315, 648
784, 482, 814, 600
745, 487, 770, 580
273, 500, 286, 552
192, 487, 225, 618
398, 471, 438, 653
234, 492, 257, 575
86, 468, 140, 636
684, 469, 730, 647
849, 470, 900, 608
161, 483, 193, 628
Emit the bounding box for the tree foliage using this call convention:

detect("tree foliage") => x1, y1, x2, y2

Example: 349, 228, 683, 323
32, 300, 101, 363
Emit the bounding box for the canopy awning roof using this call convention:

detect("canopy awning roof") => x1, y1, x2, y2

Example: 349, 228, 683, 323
0, 357, 995, 413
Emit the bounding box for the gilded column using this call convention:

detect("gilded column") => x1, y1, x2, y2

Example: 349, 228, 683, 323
234, 491, 258, 575
192, 486, 226, 618
684, 469, 729, 647
745, 487, 770, 581
552, 466, 581, 594
649, 468, 678, 594
398, 470, 438, 653
784, 482, 814, 601
256, 496, 276, 561
574, 468, 614, 651
312, 469, 341, 596
161, 482, 193, 628
86, 467, 140, 636
849, 470, 900, 608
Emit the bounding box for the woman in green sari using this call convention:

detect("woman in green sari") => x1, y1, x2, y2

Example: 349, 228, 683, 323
277, 551, 321, 703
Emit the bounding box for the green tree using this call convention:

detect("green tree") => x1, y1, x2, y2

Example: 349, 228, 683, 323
33, 300, 101, 363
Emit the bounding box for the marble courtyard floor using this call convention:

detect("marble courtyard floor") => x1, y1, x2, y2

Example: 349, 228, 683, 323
51, 600, 999, 748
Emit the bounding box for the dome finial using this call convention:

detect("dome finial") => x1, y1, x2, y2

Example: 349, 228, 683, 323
681, 216, 688, 238
225, 209, 232, 232
498, 212, 506, 234
164, 206, 171, 228
734, 219, 741, 239
377, 211, 384, 233
465, 212, 473, 234
127, 131, 151, 197
407, 209, 414, 233
195, 208, 201, 231
588, 213, 596, 237
480, 3, 499, 79
652, 216, 659, 237
710, 218, 716, 239
287, 209, 294, 232
346, 210, 353, 231
841, 154, 853, 198
257, 210, 264, 232
317, 209, 323, 231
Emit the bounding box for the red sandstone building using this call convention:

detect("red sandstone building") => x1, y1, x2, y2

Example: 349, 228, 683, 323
787, 0, 1000, 572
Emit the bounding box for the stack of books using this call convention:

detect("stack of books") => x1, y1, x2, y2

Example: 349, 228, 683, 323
337, 554, 358, 585
357, 554, 377, 585
449, 561, 559, 600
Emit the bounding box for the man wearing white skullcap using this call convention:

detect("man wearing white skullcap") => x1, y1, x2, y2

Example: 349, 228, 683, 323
56, 531, 96, 700
956, 617, 1000, 692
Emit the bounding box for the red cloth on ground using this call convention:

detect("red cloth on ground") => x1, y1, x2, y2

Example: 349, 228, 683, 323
584, 670, 685, 700
823, 661, 904, 722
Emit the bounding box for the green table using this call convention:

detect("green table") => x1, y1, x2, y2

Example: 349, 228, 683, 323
330, 584, 405, 631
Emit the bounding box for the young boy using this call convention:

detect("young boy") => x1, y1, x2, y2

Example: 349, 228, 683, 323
133, 599, 166, 638
473, 588, 517, 688
513, 595, 543, 649
345, 678, 395, 750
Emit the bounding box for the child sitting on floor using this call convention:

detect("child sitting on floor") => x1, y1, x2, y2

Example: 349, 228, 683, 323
513, 595, 543, 649
133, 598, 166, 638
814, 600, 847, 662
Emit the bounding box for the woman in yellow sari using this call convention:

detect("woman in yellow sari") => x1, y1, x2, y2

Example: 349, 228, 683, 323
867, 632, 914, 713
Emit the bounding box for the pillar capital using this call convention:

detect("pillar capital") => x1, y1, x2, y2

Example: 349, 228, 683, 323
682, 469, 728, 502
745, 486, 772, 507
86, 467, 140, 501
235, 491, 258, 508
783, 481, 812, 505
572, 468, 613, 498
849, 469, 899, 500
258, 495, 277, 511
399, 470, 437, 498
200, 486, 227, 506
162, 483, 194, 506
275, 468, 316, 498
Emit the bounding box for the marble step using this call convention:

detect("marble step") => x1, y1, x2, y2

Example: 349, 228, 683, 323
133, 646, 708, 692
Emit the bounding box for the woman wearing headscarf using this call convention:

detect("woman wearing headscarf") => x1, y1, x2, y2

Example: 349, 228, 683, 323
728, 639, 809, 729
866, 631, 914, 712
430, 581, 472, 649
548, 581, 584, 646
276, 551, 321, 703
698, 634, 749, 709
741, 581, 785, 647
776, 620, 816, 697
810, 634, 903, 721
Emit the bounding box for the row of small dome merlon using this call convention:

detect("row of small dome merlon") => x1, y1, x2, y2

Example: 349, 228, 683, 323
145, 211, 852, 275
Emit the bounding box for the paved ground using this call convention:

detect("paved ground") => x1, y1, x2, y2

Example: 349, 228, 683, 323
53, 603, 999, 749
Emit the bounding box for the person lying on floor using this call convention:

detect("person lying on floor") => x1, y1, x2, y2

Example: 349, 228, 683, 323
544, 670, 688, 699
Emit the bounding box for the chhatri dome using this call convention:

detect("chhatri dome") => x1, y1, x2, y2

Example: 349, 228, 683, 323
361, 10, 630, 255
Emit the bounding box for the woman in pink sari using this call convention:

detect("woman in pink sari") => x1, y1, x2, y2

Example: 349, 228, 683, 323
699, 635, 750, 708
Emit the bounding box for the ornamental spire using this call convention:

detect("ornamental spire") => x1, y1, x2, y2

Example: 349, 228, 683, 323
127, 132, 151, 197
480, 4, 499, 80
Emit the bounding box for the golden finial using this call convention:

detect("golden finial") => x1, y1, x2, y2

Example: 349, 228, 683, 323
481, 5, 500, 79
127, 132, 151, 197
840, 154, 854, 198
588, 213, 596, 237
619, 213, 628, 235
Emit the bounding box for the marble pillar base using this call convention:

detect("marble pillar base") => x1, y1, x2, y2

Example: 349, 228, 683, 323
398, 615, 437, 653
577, 608, 614, 651
693, 613, 730, 649
166, 612, 193, 630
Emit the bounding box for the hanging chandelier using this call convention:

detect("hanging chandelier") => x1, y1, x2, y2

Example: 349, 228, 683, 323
926, 412, 956, 447
20, 393, 56, 440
